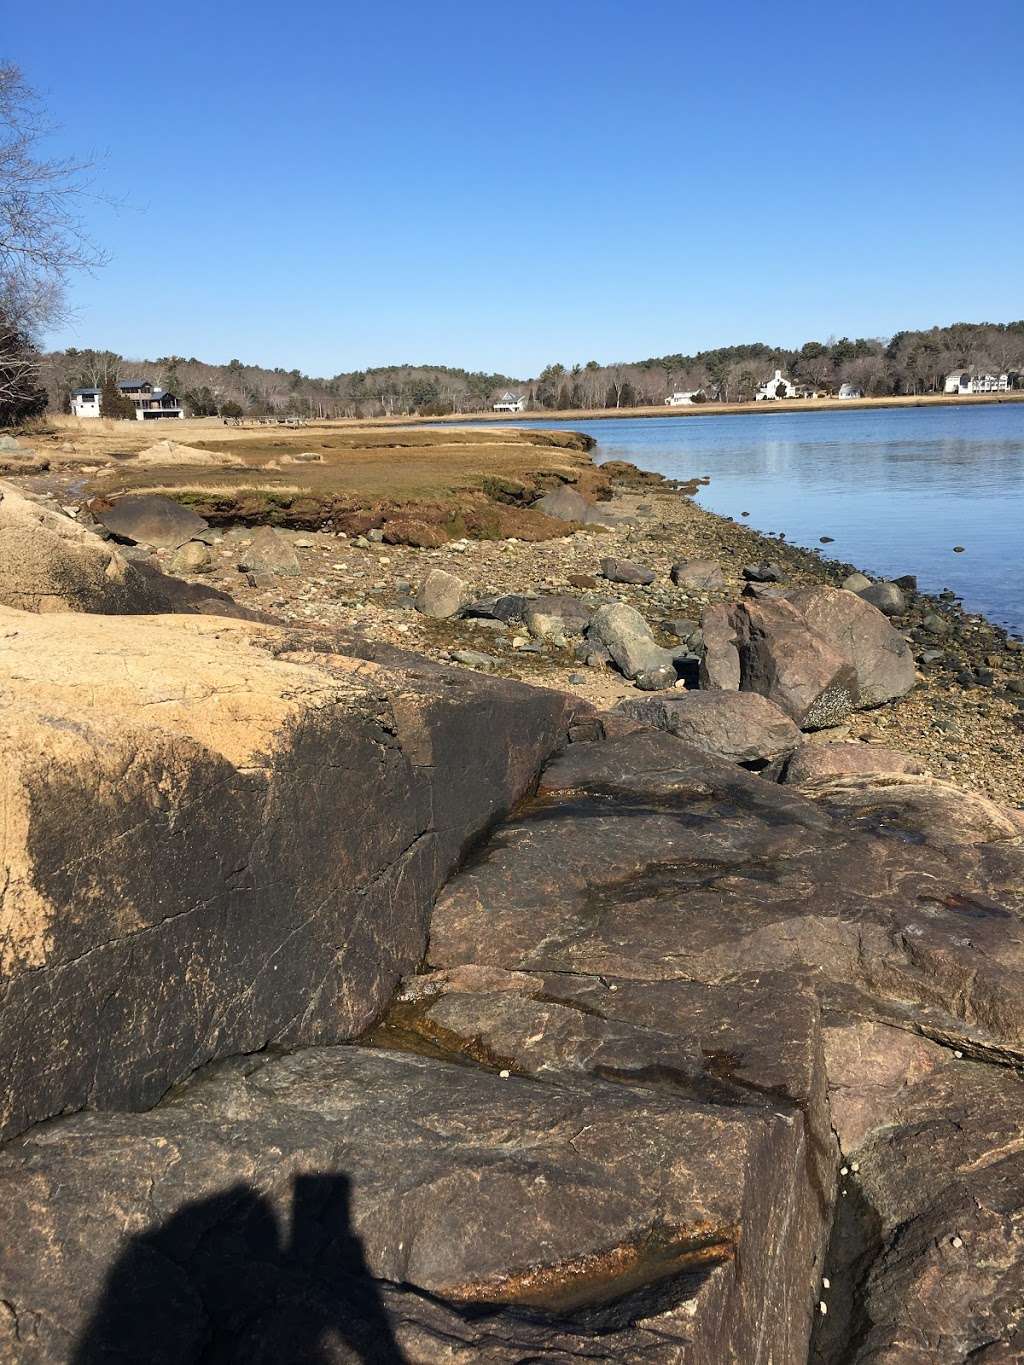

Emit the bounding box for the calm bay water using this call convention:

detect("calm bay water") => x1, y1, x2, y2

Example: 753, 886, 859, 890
493, 404, 1024, 635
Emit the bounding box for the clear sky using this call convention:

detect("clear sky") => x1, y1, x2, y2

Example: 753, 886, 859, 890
6, 0, 1023, 378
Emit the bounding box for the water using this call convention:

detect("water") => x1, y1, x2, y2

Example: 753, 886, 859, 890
485, 405, 1024, 635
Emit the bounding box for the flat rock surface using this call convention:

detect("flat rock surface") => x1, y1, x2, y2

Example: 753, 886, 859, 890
0, 1045, 811, 1363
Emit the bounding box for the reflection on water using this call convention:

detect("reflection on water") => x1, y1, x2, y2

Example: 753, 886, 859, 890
498, 405, 1024, 634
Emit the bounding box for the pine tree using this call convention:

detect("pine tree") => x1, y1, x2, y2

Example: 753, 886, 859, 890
100, 375, 137, 421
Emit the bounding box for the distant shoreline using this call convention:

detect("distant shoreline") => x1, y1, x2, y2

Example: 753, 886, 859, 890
427, 390, 1024, 426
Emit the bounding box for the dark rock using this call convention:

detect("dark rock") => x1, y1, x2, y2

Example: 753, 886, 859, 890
89, 494, 209, 550
742, 562, 785, 583
892, 574, 918, 592
600, 556, 655, 585
463, 593, 528, 622
742, 582, 787, 600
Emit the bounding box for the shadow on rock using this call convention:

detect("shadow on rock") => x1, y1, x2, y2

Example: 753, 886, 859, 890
72, 1173, 406, 1364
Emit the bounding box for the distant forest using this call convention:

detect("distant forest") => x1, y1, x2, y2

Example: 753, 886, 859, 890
41, 320, 1024, 420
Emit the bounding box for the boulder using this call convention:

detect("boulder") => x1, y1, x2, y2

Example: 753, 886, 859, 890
0, 609, 580, 1142
700, 588, 913, 724
735, 596, 859, 728
785, 584, 917, 707
857, 580, 906, 616
524, 593, 592, 633
671, 559, 726, 590
742, 561, 785, 583
0, 481, 166, 614
238, 525, 301, 577
634, 663, 677, 691
416, 568, 468, 618
533, 485, 617, 527
614, 690, 800, 764
699, 602, 741, 690
600, 556, 655, 585
168, 541, 213, 575
89, 494, 210, 550
784, 741, 929, 785
841, 571, 872, 592
587, 602, 671, 679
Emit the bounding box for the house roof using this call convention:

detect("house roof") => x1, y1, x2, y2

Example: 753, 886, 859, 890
117, 379, 151, 391
72, 388, 100, 396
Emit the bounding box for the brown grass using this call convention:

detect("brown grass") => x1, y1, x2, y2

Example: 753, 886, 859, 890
33, 420, 597, 506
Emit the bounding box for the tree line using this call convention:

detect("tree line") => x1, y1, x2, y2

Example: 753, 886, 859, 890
32, 322, 1024, 422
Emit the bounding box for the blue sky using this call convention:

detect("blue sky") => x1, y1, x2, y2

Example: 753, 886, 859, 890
7, 0, 1023, 377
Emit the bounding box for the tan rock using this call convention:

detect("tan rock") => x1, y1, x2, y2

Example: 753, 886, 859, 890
0, 608, 579, 1141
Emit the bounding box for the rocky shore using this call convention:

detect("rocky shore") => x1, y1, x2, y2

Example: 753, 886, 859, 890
38, 446, 1018, 805
2, 434, 1024, 1362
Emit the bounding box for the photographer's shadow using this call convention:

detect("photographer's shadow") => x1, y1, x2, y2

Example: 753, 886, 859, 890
73, 1172, 406, 1364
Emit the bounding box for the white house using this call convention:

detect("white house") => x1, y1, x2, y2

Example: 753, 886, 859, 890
755, 369, 799, 401
70, 379, 185, 420
665, 390, 699, 406
492, 392, 526, 413
70, 387, 102, 417
838, 382, 863, 399
944, 370, 1009, 395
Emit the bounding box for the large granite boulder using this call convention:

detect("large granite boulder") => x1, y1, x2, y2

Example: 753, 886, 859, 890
88, 493, 210, 550
785, 584, 917, 707
734, 597, 859, 728
0, 609, 580, 1141
699, 587, 914, 726
614, 690, 800, 765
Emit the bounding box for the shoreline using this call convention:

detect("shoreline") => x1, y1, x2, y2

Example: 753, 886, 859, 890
422, 389, 1024, 426
12, 425, 1024, 804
